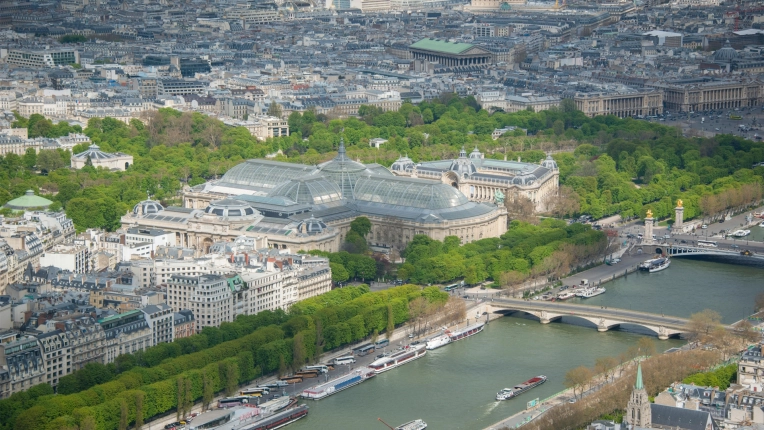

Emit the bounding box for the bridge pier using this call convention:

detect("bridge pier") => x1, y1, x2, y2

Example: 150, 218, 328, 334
539, 311, 551, 324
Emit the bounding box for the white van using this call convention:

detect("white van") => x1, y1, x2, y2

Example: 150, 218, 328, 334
304, 365, 328, 374
333, 356, 356, 365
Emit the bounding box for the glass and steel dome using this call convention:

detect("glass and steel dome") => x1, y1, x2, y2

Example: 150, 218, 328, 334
390, 155, 415, 172
713, 40, 739, 62
268, 177, 342, 205
296, 215, 328, 235
133, 200, 164, 215
540, 154, 558, 171
218, 159, 318, 190
353, 176, 469, 210
204, 199, 259, 218
318, 139, 370, 198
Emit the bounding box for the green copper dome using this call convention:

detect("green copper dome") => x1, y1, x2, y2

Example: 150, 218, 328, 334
4, 190, 53, 210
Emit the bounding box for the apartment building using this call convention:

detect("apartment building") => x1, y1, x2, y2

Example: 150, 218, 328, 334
7, 48, 79, 68
156, 79, 206, 96
39, 244, 90, 273
99, 310, 152, 364
141, 304, 174, 346
0, 334, 46, 399
166, 274, 233, 332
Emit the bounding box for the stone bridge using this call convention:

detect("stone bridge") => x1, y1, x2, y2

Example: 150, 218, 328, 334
489, 298, 699, 340
657, 244, 764, 266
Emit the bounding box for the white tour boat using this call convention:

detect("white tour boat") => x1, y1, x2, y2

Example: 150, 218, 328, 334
369, 344, 426, 374
425, 333, 451, 350
576, 286, 606, 298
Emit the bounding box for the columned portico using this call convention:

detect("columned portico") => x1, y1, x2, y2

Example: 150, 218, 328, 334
409, 38, 494, 68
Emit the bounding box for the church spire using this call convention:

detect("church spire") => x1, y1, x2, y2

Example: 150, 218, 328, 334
635, 362, 644, 390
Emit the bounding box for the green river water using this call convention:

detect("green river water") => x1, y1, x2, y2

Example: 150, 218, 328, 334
288, 259, 760, 430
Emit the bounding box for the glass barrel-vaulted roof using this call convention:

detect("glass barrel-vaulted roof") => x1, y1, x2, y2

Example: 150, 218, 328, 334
318, 139, 369, 198
353, 176, 469, 210
268, 177, 343, 205
218, 160, 318, 190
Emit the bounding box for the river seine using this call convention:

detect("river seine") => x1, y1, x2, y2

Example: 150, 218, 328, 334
288, 259, 759, 430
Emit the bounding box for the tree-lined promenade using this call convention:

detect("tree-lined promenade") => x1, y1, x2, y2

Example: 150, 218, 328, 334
0, 284, 466, 430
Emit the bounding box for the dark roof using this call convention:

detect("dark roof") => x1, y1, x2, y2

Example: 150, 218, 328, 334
650, 404, 719, 430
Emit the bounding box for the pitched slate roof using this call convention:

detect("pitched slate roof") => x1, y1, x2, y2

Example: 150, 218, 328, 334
650, 404, 719, 430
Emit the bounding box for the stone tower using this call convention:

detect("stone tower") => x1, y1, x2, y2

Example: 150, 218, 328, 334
626, 362, 651, 428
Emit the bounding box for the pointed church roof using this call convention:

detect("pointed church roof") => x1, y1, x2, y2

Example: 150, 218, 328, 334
635, 362, 644, 390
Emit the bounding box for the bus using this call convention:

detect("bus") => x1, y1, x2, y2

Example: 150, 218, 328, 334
730, 114, 742, 120
374, 339, 389, 349
240, 387, 269, 397
697, 240, 718, 248
218, 396, 249, 408
444, 283, 459, 292
304, 365, 329, 374
333, 356, 356, 365
352, 344, 376, 356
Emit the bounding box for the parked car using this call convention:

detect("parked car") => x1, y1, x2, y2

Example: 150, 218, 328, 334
701, 224, 708, 229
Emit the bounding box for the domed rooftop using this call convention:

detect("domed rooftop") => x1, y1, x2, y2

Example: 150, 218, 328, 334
469, 146, 483, 159
204, 199, 259, 218
72, 144, 119, 160
296, 215, 328, 235
318, 138, 371, 198
713, 40, 739, 62
512, 173, 538, 185
540, 154, 558, 171
353, 176, 469, 210
449, 147, 477, 177
4, 190, 52, 210
133, 200, 164, 216
268, 177, 342, 205
390, 155, 415, 172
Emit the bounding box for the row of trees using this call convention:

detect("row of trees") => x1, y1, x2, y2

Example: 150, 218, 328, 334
521, 349, 722, 430
0, 284, 449, 430
564, 337, 657, 400
397, 219, 607, 287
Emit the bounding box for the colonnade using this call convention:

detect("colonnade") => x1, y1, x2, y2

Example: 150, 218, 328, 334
413, 52, 491, 67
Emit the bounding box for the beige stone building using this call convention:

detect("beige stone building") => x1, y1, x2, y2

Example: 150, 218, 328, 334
574, 90, 664, 118
124, 141, 510, 255
650, 77, 763, 112
70, 144, 133, 171
390, 147, 559, 212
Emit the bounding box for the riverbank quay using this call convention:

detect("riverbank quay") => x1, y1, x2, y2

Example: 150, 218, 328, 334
484, 358, 646, 430
143, 297, 492, 430
487, 348, 726, 430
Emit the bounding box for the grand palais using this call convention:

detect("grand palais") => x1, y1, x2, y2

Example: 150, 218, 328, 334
122, 142, 559, 254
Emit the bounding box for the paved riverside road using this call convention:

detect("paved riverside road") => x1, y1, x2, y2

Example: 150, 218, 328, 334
490, 298, 701, 330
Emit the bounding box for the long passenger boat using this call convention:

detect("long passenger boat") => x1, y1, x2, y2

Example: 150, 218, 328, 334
369, 344, 426, 374
300, 367, 375, 400
448, 322, 485, 341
